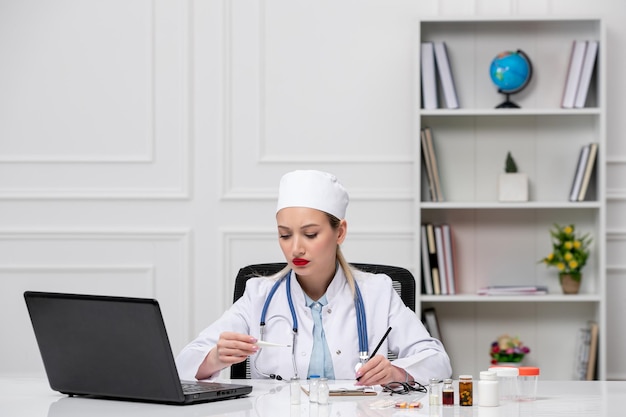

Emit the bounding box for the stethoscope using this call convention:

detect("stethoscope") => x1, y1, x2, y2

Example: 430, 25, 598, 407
253, 271, 369, 381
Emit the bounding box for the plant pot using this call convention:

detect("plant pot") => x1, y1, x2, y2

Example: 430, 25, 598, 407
560, 273, 581, 294
498, 173, 528, 202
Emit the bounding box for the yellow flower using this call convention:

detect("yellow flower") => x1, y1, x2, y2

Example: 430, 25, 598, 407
540, 223, 591, 277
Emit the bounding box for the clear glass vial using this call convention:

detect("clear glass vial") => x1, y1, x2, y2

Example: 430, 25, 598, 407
317, 377, 330, 405
429, 378, 441, 405
290, 377, 301, 405
518, 367, 540, 401
459, 375, 473, 406
308, 375, 320, 403
489, 366, 519, 402
442, 378, 454, 406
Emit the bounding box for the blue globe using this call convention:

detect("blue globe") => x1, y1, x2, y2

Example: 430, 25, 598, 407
489, 49, 533, 108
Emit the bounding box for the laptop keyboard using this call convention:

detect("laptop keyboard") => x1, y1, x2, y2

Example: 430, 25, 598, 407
181, 381, 227, 394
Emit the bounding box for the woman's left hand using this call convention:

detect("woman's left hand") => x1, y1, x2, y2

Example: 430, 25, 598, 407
354, 355, 409, 386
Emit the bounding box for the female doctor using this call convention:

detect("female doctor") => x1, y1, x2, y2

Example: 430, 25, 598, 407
175, 170, 451, 386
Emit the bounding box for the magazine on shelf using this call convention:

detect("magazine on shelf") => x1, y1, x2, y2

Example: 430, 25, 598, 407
477, 285, 549, 296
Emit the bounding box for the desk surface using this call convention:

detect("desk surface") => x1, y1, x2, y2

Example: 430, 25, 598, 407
1, 376, 625, 417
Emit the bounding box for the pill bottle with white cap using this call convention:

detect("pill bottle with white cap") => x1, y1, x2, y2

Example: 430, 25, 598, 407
478, 370, 499, 407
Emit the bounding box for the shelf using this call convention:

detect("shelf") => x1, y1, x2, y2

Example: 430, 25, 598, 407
421, 294, 602, 303
420, 108, 601, 117
420, 202, 602, 209
415, 17, 606, 381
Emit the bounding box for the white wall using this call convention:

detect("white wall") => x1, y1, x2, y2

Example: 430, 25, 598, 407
1, 0, 625, 379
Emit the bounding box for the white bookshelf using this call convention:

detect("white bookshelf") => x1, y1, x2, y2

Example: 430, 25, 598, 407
414, 17, 606, 380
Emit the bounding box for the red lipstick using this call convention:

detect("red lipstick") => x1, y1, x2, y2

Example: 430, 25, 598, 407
293, 258, 309, 266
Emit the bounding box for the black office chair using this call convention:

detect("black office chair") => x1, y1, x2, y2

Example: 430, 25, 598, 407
230, 262, 416, 379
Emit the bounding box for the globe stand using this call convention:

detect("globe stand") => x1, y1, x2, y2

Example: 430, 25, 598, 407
496, 91, 520, 109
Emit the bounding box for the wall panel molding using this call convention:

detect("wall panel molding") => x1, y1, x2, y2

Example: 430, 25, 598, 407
0, 0, 190, 200
0, 227, 192, 375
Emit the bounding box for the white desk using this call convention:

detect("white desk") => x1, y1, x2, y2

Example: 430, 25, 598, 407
2, 376, 625, 417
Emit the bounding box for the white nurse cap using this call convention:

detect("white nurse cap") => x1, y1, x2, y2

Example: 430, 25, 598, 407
276, 170, 349, 219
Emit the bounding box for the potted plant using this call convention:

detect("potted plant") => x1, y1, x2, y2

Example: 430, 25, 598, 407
539, 223, 592, 294
490, 334, 530, 365
498, 152, 528, 201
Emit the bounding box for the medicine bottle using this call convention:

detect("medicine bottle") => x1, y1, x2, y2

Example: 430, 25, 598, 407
478, 370, 499, 407
429, 378, 441, 405
318, 377, 330, 405
458, 375, 473, 406
290, 377, 301, 404
442, 378, 454, 406
309, 375, 320, 403
489, 366, 519, 402
518, 366, 540, 401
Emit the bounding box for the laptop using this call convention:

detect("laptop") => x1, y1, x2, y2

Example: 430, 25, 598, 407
24, 291, 253, 405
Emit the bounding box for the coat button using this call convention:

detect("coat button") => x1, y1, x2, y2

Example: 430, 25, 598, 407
327, 308, 332, 314
336, 350, 341, 355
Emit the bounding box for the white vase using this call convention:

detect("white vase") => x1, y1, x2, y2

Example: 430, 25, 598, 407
498, 173, 529, 202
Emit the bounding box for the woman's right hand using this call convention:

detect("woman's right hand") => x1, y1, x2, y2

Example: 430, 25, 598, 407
196, 332, 258, 379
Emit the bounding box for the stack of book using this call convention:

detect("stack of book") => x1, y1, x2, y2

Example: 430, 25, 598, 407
477, 285, 548, 296
420, 223, 456, 295
569, 142, 599, 202
561, 40, 599, 108
420, 41, 459, 109
420, 127, 443, 202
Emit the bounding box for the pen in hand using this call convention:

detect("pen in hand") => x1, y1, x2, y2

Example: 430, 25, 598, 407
356, 326, 392, 381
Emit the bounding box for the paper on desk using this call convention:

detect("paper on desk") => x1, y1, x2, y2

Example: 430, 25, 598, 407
300, 383, 377, 396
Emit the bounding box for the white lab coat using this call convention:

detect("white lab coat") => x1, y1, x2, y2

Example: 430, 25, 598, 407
175, 268, 451, 384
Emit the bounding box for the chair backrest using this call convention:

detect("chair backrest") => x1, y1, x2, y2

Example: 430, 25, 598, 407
230, 262, 416, 379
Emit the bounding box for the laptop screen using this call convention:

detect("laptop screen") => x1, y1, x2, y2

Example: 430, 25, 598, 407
24, 291, 251, 404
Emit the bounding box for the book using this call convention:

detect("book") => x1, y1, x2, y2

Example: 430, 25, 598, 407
441, 224, 456, 295
577, 142, 598, 201
425, 223, 441, 295
586, 321, 599, 380
420, 129, 437, 201
422, 307, 443, 344
569, 144, 590, 202
477, 285, 548, 296
434, 225, 448, 295
423, 127, 444, 201
421, 42, 438, 110
433, 41, 459, 109
574, 40, 599, 108
420, 225, 434, 295
561, 40, 587, 108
